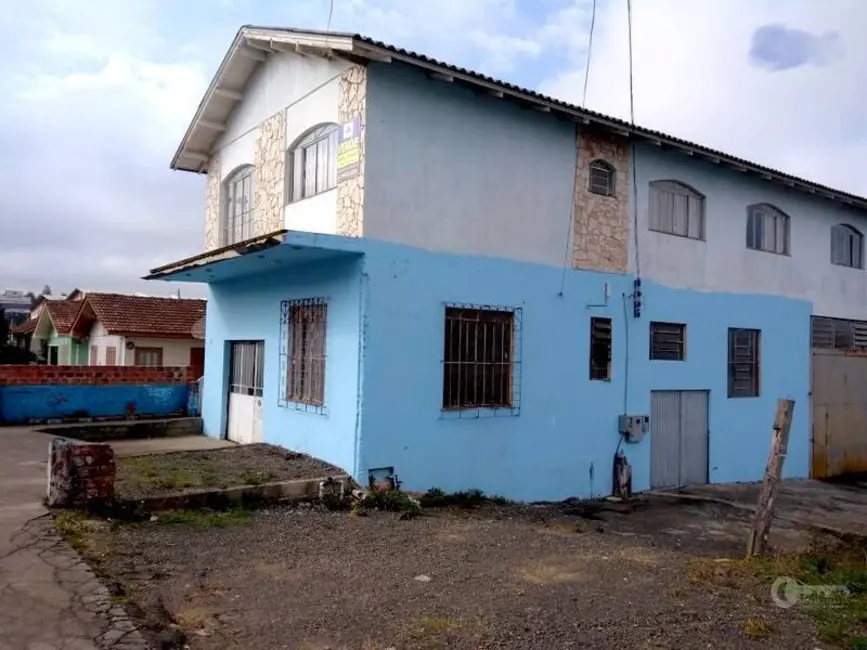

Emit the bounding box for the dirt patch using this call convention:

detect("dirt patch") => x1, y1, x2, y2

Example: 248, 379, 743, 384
73, 497, 833, 650
114, 444, 344, 499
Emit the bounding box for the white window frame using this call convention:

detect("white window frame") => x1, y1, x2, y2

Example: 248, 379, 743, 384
831, 223, 863, 269
588, 159, 615, 197
286, 124, 340, 204
648, 180, 705, 240
222, 165, 255, 246
746, 203, 790, 255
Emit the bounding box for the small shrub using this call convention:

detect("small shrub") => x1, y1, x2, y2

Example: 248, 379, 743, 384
418, 487, 510, 509
359, 490, 423, 518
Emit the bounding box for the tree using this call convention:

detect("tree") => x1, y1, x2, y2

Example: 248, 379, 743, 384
41, 285, 52, 296
0, 309, 8, 347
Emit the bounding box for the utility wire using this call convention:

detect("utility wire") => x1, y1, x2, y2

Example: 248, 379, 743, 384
626, 0, 641, 279
326, 0, 335, 33
559, 0, 600, 294
581, 0, 598, 108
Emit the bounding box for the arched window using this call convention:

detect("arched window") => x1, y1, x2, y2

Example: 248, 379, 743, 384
223, 165, 254, 246
588, 159, 615, 196
746, 203, 790, 255
648, 180, 705, 240
286, 123, 340, 204
831, 224, 863, 269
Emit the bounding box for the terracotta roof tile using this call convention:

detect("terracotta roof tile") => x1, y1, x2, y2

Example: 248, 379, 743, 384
45, 300, 83, 335
10, 318, 37, 334
85, 293, 206, 338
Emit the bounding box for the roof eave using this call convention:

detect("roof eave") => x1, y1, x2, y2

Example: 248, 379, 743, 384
171, 27, 359, 174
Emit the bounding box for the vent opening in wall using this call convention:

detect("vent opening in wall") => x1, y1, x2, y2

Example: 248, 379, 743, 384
811, 316, 867, 350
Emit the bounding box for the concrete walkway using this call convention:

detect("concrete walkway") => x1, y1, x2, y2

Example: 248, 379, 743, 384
109, 434, 234, 457
654, 479, 867, 538
0, 427, 149, 650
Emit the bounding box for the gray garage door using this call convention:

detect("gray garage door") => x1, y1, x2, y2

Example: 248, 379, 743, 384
650, 390, 709, 490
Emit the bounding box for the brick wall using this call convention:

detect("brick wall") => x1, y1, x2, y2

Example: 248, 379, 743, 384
0, 365, 191, 386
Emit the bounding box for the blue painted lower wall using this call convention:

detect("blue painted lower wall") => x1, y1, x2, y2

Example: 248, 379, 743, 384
198, 234, 811, 502
0, 384, 190, 423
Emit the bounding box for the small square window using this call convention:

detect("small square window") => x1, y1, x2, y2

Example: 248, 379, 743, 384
649, 322, 686, 361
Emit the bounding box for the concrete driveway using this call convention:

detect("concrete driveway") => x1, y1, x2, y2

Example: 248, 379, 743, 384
0, 427, 148, 650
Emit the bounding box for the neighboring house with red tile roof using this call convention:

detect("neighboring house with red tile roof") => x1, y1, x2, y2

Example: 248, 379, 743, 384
28, 300, 90, 365
70, 293, 206, 375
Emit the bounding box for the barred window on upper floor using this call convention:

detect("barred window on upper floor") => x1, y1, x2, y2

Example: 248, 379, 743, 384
746, 203, 790, 255
223, 165, 255, 246
588, 160, 615, 196
831, 223, 863, 269
286, 124, 340, 204
648, 180, 705, 240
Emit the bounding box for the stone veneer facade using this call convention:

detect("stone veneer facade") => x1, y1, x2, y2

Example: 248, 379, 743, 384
204, 155, 222, 251
253, 110, 287, 236
572, 131, 630, 273
336, 65, 367, 238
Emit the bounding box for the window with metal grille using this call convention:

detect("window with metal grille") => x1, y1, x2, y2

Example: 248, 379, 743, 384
229, 341, 264, 397
811, 315, 867, 350
831, 223, 863, 269
588, 160, 615, 196
728, 328, 760, 398
223, 165, 254, 246
649, 180, 705, 240
589, 317, 612, 380
649, 322, 686, 360
282, 299, 327, 406
287, 124, 340, 204
442, 306, 515, 410
746, 204, 790, 255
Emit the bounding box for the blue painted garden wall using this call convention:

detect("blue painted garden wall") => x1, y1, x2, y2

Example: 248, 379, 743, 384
0, 377, 191, 424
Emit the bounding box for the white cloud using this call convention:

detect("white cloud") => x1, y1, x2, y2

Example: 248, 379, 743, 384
2, 0, 864, 295
539, 0, 867, 195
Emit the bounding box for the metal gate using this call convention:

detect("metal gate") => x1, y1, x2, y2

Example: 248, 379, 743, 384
226, 341, 264, 444
811, 316, 867, 478
650, 390, 709, 490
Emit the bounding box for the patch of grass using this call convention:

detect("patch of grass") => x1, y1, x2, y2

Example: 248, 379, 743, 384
357, 490, 424, 519
238, 469, 277, 486
418, 487, 509, 509
53, 510, 90, 551
742, 617, 774, 638
411, 617, 457, 640
153, 508, 252, 528
687, 538, 867, 647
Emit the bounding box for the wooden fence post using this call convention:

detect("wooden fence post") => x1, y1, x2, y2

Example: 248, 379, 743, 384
746, 398, 795, 557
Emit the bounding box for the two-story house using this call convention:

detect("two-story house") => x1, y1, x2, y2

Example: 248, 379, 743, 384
147, 26, 866, 500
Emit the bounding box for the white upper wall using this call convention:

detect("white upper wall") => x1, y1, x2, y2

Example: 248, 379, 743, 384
214, 50, 351, 234
363, 62, 577, 268
630, 142, 867, 319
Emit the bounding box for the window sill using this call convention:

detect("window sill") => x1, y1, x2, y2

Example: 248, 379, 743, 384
440, 406, 520, 419
647, 228, 706, 242
280, 400, 328, 416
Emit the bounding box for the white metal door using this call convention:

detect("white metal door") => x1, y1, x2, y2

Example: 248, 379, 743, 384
226, 341, 264, 444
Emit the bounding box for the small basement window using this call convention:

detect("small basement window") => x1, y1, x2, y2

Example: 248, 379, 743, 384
442, 306, 516, 410
589, 317, 612, 380
649, 322, 686, 361
728, 328, 760, 398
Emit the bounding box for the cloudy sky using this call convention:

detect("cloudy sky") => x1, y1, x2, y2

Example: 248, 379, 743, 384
0, 0, 863, 296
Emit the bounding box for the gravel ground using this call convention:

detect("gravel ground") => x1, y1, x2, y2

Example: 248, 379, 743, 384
81, 497, 825, 650
114, 444, 345, 499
